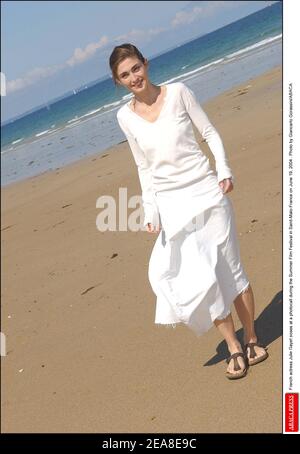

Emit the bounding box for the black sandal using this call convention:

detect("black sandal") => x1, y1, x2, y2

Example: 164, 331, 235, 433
243, 341, 269, 366
225, 352, 248, 380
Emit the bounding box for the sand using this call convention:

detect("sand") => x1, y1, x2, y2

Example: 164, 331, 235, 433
1, 65, 282, 433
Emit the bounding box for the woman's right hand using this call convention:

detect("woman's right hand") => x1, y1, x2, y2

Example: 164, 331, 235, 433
147, 223, 161, 233
219, 177, 234, 194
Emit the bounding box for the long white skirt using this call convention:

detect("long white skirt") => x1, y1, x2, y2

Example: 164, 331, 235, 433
148, 194, 250, 337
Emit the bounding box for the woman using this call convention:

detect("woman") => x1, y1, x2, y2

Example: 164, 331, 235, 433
109, 43, 268, 380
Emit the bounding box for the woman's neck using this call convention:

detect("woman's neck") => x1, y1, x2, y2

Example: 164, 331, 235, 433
133, 83, 161, 107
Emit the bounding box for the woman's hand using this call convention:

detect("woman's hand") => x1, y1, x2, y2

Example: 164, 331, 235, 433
146, 223, 161, 233
219, 177, 234, 194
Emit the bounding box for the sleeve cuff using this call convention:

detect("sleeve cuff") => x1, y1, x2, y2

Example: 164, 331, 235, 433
143, 204, 161, 229
217, 168, 234, 184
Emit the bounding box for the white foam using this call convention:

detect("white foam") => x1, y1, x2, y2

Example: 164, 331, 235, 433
67, 116, 79, 124
225, 34, 282, 59
11, 138, 24, 144
157, 34, 282, 86
35, 130, 50, 137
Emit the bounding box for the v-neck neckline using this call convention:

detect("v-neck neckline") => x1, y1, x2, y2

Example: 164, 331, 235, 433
126, 84, 169, 125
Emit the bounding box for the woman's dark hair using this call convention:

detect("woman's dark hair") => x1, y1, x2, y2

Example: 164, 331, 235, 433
109, 43, 146, 86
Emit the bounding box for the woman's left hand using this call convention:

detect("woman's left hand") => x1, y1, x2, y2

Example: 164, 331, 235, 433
219, 177, 234, 194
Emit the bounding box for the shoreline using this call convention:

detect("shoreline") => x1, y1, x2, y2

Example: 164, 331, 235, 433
1, 36, 282, 188
2, 64, 282, 193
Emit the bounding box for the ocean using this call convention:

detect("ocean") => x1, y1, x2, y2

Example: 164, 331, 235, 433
1, 1, 282, 187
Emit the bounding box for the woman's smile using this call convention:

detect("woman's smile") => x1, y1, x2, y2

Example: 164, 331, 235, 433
133, 80, 143, 88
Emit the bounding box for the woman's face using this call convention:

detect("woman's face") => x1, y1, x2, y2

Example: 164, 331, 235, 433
116, 56, 149, 94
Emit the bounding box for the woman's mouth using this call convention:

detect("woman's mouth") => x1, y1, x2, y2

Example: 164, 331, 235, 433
133, 80, 143, 88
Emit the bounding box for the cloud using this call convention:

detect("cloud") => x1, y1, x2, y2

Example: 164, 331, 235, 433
5, 1, 274, 95
6, 35, 109, 94
171, 1, 252, 27
66, 35, 109, 67
114, 26, 166, 43
6, 24, 167, 94
6, 64, 64, 94
172, 6, 204, 27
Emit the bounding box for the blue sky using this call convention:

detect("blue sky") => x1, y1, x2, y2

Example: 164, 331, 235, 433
1, 0, 278, 121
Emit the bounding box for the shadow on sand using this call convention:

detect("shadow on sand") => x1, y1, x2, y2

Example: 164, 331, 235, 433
204, 289, 282, 366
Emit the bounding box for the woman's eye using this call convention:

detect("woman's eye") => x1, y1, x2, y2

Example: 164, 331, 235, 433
120, 65, 140, 78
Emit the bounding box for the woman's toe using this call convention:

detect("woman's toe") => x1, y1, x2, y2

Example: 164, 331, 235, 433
227, 356, 246, 374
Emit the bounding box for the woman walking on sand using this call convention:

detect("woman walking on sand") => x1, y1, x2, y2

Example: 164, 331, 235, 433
109, 43, 269, 380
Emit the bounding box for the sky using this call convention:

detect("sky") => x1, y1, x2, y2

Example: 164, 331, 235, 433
1, 0, 278, 122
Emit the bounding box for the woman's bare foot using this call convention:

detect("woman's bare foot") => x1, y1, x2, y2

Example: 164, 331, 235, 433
243, 336, 268, 365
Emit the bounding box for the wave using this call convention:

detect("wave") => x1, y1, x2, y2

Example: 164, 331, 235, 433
1, 146, 15, 154
2, 32, 282, 153
80, 107, 103, 118
65, 120, 82, 128
225, 33, 282, 60
67, 116, 79, 124
12, 138, 24, 144
159, 33, 282, 86
35, 129, 51, 137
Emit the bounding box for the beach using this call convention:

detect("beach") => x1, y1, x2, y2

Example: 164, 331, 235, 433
1, 65, 282, 433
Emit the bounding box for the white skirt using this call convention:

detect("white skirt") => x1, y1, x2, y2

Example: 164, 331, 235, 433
148, 194, 250, 337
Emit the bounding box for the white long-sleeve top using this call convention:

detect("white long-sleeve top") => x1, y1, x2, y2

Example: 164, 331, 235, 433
117, 81, 233, 240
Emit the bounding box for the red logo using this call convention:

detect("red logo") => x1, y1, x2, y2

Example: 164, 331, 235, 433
285, 393, 299, 432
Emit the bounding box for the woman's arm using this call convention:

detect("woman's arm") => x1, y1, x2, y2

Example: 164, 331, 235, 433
180, 83, 234, 184
117, 113, 160, 231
